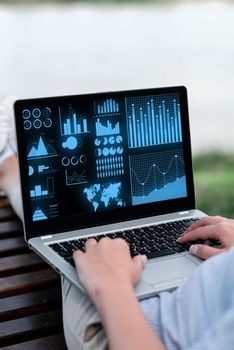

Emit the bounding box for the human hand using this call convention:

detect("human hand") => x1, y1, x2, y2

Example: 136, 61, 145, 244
177, 215, 234, 259
73, 237, 147, 303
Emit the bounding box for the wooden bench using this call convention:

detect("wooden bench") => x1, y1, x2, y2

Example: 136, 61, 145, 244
0, 205, 67, 349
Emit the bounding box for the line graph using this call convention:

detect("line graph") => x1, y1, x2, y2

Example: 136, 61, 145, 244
130, 149, 187, 205
65, 169, 88, 186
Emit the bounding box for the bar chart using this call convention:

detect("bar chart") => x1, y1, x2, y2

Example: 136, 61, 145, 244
95, 118, 120, 136
95, 99, 119, 115
30, 177, 54, 198
126, 95, 182, 148
59, 106, 89, 136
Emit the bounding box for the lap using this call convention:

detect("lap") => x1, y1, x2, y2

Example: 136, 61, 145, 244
62, 276, 108, 350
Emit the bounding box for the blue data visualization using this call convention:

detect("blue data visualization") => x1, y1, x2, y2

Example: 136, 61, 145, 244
130, 149, 187, 205
65, 169, 88, 186
126, 94, 182, 149
33, 207, 48, 221
27, 136, 57, 159
23, 107, 52, 131
83, 182, 125, 212
94, 99, 120, 115
59, 105, 89, 136
20, 91, 188, 223
30, 177, 55, 198
95, 119, 120, 137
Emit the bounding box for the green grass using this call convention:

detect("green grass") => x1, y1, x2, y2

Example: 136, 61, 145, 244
194, 153, 234, 218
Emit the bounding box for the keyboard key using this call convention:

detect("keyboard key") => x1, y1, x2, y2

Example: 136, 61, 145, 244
174, 246, 186, 253
65, 256, 75, 267
147, 249, 175, 259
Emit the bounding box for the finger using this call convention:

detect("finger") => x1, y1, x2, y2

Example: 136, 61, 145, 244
131, 255, 147, 283
114, 237, 131, 250
85, 238, 98, 249
185, 216, 225, 233
177, 224, 221, 243
132, 254, 148, 269
73, 249, 85, 269
189, 244, 224, 260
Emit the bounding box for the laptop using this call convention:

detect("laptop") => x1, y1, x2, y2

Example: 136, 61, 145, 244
14, 86, 206, 299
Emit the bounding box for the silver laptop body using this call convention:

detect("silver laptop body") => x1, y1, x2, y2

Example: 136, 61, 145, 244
14, 86, 204, 299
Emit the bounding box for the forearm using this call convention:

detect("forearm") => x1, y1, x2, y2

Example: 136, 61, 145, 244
92, 283, 165, 350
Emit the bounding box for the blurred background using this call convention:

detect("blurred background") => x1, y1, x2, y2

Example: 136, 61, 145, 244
1, 0, 234, 216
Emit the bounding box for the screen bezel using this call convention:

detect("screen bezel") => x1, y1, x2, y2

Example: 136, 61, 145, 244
14, 86, 195, 240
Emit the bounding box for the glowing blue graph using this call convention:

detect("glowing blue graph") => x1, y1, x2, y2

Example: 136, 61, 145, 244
30, 177, 54, 198
27, 136, 57, 159
38, 164, 56, 174
96, 156, 124, 178
95, 118, 120, 136
130, 150, 187, 205
32, 207, 48, 221
22, 107, 52, 130
126, 95, 182, 148
65, 169, 87, 186
59, 106, 89, 136
133, 177, 187, 205
28, 166, 34, 176
96, 99, 119, 115
62, 136, 79, 150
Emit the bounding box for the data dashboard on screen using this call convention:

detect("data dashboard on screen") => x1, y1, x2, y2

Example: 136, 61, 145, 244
19, 92, 187, 222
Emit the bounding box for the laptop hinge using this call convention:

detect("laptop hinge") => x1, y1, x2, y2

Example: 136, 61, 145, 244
41, 235, 53, 240
178, 211, 190, 215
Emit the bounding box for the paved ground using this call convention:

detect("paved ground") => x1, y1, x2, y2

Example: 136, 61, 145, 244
1, 1, 234, 154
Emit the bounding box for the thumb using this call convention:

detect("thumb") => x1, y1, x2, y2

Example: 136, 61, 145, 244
189, 244, 223, 260
131, 255, 148, 283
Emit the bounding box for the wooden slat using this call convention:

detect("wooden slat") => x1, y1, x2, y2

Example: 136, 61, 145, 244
1, 333, 67, 350
0, 252, 46, 277
0, 220, 22, 238
0, 310, 64, 347
0, 236, 28, 257
0, 269, 60, 298
0, 206, 15, 222
0, 287, 62, 322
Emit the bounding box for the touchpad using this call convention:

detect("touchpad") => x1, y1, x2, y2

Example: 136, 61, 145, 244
143, 256, 199, 287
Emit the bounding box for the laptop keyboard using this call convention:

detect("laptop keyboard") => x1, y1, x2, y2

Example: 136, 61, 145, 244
49, 218, 220, 267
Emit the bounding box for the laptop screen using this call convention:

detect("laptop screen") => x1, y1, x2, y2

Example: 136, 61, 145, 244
14, 86, 195, 238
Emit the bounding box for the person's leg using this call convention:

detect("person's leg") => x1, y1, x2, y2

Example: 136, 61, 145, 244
62, 277, 108, 350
